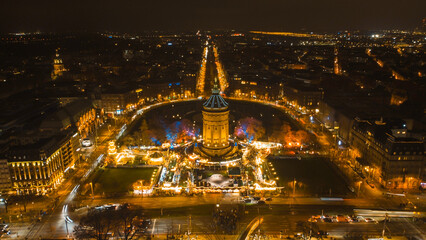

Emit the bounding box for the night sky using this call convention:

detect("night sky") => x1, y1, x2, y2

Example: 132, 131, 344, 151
0, 0, 425, 33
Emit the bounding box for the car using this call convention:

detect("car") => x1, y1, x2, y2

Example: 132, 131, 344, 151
364, 217, 376, 223
317, 230, 328, 236
337, 215, 348, 223
322, 215, 332, 222
257, 200, 266, 205
253, 196, 261, 201
94, 205, 104, 210
265, 197, 272, 201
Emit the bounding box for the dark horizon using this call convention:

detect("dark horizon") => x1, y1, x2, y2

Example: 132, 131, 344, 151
0, 0, 425, 33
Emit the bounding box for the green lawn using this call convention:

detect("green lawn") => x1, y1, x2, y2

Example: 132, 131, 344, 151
93, 168, 156, 194
269, 156, 349, 196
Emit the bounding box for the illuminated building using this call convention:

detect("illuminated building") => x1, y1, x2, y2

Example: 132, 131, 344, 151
40, 100, 97, 138
350, 118, 424, 189
143, 79, 195, 101
4, 132, 79, 195
334, 47, 342, 75
108, 141, 117, 155
51, 49, 67, 80
228, 73, 281, 100
197, 82, 236, 159
0, 158, 12, 193
283, 83, 323, 111
99, 89, 141, 115
148, 152, 164, 165
390, 90, 407, 106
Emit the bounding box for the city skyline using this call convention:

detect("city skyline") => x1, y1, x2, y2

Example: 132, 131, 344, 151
0, 2, 425, 238
0, 0, 425, 33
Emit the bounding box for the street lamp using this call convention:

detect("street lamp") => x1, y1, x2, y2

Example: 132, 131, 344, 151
90, 182, 94, 200
293, 178, 296, 198
357, 181, 362, 197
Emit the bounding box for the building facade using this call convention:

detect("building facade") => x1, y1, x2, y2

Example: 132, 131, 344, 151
4, 132, 79, 195
199, 85, 233, 158
228, 73, 282, 100
99, 89, 140, 115
0, 158, 12, 193
40, 99, 97, 138
283, 83, 323, 112
143, 79, 195, 101
318, 99, 355, 142
51, 49, 67, 80
350, 118, 424, 189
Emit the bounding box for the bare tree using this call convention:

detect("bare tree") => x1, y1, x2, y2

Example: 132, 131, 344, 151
74, 209, 117, 240
114, 206, 145, 240
74, 205, 147, 240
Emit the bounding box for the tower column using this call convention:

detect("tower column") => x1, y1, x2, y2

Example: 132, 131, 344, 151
200, 84, 231, 159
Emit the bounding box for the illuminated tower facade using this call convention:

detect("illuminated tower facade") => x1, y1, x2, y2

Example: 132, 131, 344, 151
200, 84, 231, 157
51, 49, 66, 80
334, 47, 342, 75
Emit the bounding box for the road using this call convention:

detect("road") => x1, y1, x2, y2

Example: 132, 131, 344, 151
26, 194, 418, 239
204, 44, 218, 94
142, 203, 425, 239
67, 195, 422, 212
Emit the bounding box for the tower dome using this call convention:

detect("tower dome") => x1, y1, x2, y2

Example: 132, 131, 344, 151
203, 83, 228, 111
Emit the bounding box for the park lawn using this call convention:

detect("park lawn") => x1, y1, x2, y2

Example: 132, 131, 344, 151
94, 168, 155, 194
269, 156, 349, 196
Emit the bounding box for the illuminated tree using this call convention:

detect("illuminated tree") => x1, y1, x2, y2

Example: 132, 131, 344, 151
294, 130, 309, 145
270, 123, 309, 146
234, 117, 265, 142
270, 123, 291, 143
175, 119, 195, 143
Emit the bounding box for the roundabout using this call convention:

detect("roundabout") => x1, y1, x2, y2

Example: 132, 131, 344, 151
103, 91, 321, 197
